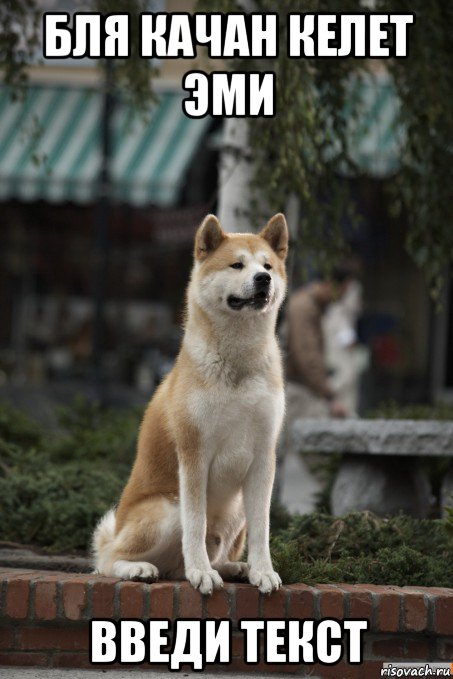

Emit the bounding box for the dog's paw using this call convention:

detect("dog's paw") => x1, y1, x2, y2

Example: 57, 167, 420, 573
248, 567, 282, 594
113, 560, 159, 582
186, 568, 223, 595
218, 561, 249, 580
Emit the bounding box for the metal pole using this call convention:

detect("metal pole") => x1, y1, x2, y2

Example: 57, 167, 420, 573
92, 60, 114, 404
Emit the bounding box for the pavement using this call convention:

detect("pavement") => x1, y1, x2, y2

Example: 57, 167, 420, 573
0, 670, 303, 678
0, 546, 91, 572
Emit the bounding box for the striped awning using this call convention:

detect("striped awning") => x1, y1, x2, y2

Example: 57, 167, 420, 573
0, 85, 212, 206
344, 71, 403, 177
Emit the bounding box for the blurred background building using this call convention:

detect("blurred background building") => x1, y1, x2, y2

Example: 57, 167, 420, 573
0, 0, 451, 414
0, 0, 224, 409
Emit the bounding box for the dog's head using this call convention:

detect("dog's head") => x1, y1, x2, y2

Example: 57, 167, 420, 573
191, 213, 288, 317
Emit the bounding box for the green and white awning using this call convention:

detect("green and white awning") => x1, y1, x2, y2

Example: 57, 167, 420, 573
0, 85, 212, 206
0, 73, 402, 205
345, 71, 404, 177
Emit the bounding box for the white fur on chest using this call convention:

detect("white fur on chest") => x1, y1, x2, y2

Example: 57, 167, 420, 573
189, 375, 282, 441
187, 375, 285, 505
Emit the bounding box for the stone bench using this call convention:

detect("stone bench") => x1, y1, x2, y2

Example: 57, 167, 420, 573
291, 419, 453, 517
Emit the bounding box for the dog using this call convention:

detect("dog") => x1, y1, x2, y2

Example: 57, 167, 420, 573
92, 212, 288, 595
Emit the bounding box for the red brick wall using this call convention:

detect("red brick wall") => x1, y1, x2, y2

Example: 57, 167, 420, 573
0, 568, 452, 677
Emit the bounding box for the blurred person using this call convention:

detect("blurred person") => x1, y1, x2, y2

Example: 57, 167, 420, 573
323, 279, 369, 417
285, 269, 353, 423
274, 269, 353, 509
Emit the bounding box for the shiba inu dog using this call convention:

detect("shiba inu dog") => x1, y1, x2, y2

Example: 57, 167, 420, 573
93, 213, 288, 594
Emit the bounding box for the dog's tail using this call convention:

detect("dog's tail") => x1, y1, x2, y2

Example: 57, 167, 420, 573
91, 508, 116, 574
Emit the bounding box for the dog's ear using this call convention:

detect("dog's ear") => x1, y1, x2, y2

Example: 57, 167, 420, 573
259, 213, 289, 260
195, 214, 226, 261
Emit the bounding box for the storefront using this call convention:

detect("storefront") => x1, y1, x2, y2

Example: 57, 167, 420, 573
0, 83, 218, 388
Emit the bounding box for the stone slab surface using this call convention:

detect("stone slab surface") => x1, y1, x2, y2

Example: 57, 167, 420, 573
291, 419, 453, 456
0, 548, 91, 573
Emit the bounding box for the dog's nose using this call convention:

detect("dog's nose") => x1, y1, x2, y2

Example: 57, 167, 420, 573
254, 272, 271, 288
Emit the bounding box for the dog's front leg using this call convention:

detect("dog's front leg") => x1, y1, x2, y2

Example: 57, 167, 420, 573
179, 460, 223, 595
243, 447, 282, 594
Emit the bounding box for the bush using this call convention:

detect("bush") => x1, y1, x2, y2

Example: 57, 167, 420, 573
0, 399, 140, 552
270, 511, 453, 587
49, 396, 139, 464
0, 402, 43, 448
367, 400, 453, 421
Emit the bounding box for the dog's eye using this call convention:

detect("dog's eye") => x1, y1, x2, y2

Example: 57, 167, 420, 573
230, 262, 244, 270
264, 263, 272, 271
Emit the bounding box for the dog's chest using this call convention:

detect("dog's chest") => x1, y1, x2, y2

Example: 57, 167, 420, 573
188, 376, 283, 499
189, 374, 277, 439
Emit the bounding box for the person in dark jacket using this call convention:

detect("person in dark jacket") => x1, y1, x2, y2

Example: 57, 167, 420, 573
285, 269, 353, 423
275, 269, 355, 505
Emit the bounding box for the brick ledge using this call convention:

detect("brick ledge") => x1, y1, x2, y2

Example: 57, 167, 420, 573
0, 568, 452, 676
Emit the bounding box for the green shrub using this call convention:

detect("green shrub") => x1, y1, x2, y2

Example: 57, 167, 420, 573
270, 511, 453, 587
49, 396, 140, 464
0, 399, 140, 552
0, 402, 43, 448
367, 400, 453, 421
0, 442, 126, 552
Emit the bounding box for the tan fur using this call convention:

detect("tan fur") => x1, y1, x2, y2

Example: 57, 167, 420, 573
93, 213, 289, 594
228, 525, 247, 562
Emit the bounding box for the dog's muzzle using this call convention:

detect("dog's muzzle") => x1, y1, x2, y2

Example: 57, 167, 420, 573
227, 273, 272, 310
